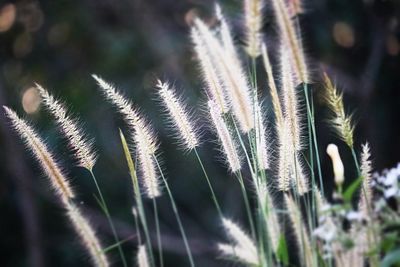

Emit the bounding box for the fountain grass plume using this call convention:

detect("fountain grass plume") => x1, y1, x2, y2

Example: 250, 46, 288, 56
93, 75, 161, 198
156, 80, 199, 150
3, 106, 75, 202
66, 202, 109, 267
191, 26, 229, 114
243, 0, 264, 58
36, 84, 97, 171
218, 217, 259, 265
208, 100, 241, 172
324, 73, 355, 148
194, 17, 254, 133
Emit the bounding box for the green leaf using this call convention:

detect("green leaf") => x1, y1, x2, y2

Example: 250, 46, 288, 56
119, 129, 139, 198
102, 235, 136, 253
276, 234, 289, 266
381, 233, 399, 253
381, 248, 400, 267
343, 175, 363, 202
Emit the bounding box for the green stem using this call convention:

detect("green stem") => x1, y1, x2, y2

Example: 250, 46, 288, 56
193, 148, 223, 218
236, 171, 256, 241
89, 170, 128, 267
119, 131, 155, 267
303, 84, 324, 196
132, 207, 142, 244
152, 198, 163, 267
350, 146, 360, 175
153, 155, 196, 267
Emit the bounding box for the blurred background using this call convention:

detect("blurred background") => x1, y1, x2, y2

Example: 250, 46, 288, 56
0, 0, 399, 266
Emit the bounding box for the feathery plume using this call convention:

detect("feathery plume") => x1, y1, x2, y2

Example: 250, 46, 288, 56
4, 106, 74, 202
215, 5, 236, 59
314, 186, 327, 216
324, 73, 355, 148
293, 154, 309, 195
156, 80, 199, 150
255, 102, 269, 170
243, 0, 264, 58
36, 84, 97, 171
208, 100, 241, 172
287, 0, 304, 17
136, 245, 150, 267
280, 46, 302, 151
326, 144, 345, 188
194, 18, 254, 133
191, 27, 229, 113
285, 194, 314, 267
271, 0, 308, 84
261, 43, 283, 128
66, 202, 109, 267
135, 131, 161, 198
258, 181, 281, 252
278, 119, 293, 192
93, 75, 160, 198
218, 218, 259, 265
359, 142, 373, 216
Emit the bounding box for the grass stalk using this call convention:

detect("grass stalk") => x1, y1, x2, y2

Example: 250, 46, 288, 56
193, 148, 223, 218
152, 155, 196, 267
119, 131, 155, 267
89, 170, 128, 267
152, 198, 163, 267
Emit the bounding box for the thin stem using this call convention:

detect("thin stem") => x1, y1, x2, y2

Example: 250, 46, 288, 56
236, 171, 256, 240
119, 131, 155, 267
133, 207, 142, 244
350, 146, 360, 176
303, 84, 324, 196
153, 155, 196, 267
152, 198, 163, 267
193, 148, 223, 218
89, 170, 128, 267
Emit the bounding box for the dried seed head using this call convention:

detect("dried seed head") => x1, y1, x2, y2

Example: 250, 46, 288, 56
292, 154, 309, 195
280, 47, 302, 151
156, 80, 199, 150
287, 0, 304, 17
285, 194, 314, 267
324, 73, 354, 148
194, 18, 254, 133
261, 43, 283, 128
66, 202, 109, 267
255, 102, 270, 170
208, 100, 241, 172
243, 0, 264, 58
359, 142, 373, 216
93, 75, 161, 198
271, 0, 308, 84
4, 106, 75, 202
218, 217, 259, 265
36, 84, 97, 170
278, 119, 292, 192
191, 27, 229, 113
258, 181, 281, 252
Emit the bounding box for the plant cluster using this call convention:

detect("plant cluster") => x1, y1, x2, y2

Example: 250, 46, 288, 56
4, 0, 400, 266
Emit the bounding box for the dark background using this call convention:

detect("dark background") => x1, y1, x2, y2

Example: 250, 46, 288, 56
0, 0, 399, 266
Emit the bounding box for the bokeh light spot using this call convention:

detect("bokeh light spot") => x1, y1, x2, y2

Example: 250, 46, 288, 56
22, 87, 41, 114
48, 23, 70, 46
18, 1, 44, 32
333, 22, 355, 48
13, 33, 33, 58
387, 35, 399, 56
184, 8, 199, 26
0, 3, 16, 32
